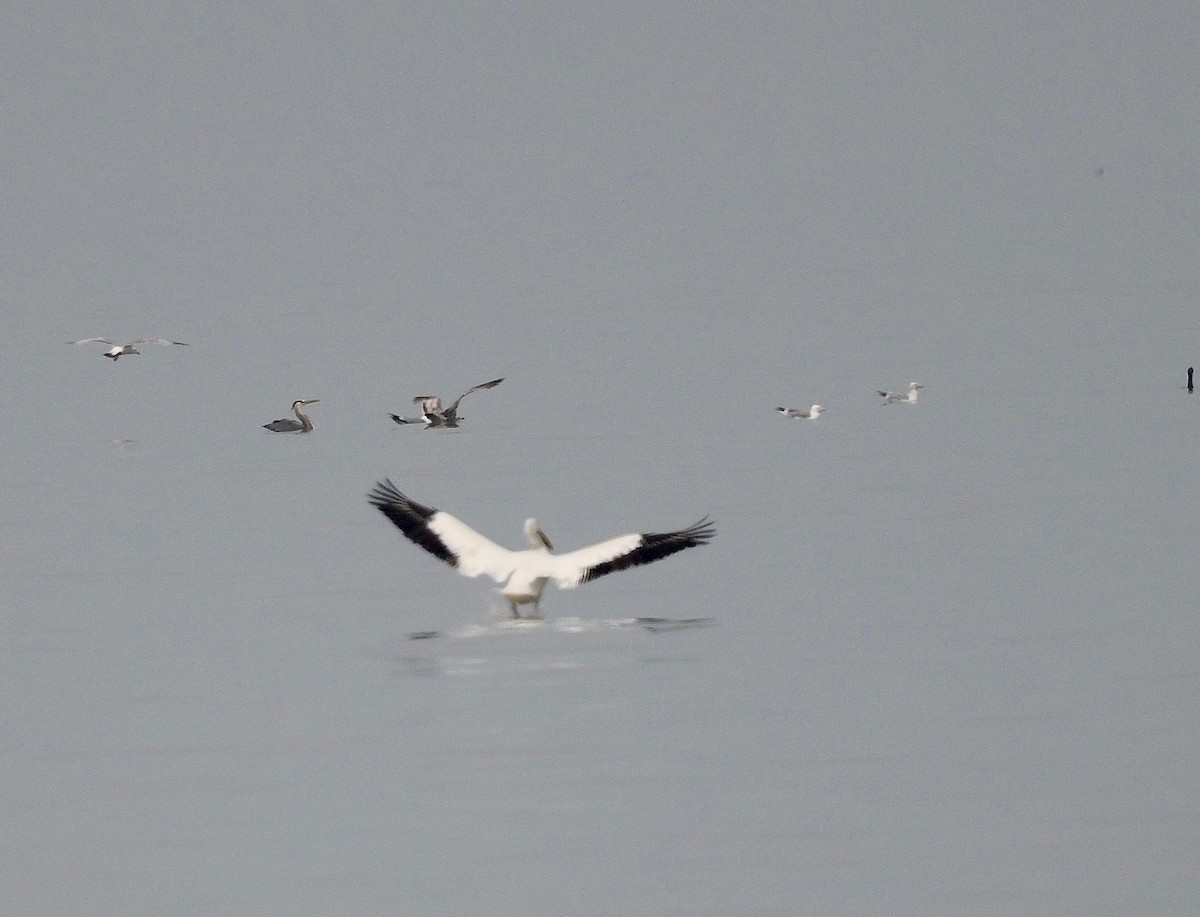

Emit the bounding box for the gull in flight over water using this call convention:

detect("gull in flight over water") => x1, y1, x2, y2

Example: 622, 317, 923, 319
263, 399, 320, 433
68, 337, 188, 361
367, 480, 715, 618
776, 404, 824, 420
878, 382, 924, 405
390, 377, 504, 427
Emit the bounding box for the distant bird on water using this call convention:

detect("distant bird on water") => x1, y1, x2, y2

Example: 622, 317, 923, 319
68, 337, 188, 361
263, 399, 320, 433
390, 377, 504, 427
367, 479, 715, 619
776, 405, 824, 420
878, 382, 924, 405
1188, 367, 1194, 393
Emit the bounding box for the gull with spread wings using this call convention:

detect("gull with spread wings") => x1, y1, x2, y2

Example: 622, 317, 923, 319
68, 337, 188, 361
389, 377, 504, 427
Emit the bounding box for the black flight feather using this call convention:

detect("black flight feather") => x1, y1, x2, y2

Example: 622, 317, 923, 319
368, 479, 457, 567
579, 516, 715, 585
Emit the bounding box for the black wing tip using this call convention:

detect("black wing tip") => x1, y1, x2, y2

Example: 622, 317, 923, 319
678, 515, 716, 545
640, 516, 715, 547
578, 516, 714, 586
367, 479, 441, 520
367, 477, 406, 507
367, 481, 456, 566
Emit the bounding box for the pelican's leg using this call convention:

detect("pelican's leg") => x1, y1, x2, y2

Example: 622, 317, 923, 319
509, 600, 521, 619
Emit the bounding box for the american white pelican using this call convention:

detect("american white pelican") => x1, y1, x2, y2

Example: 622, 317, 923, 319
878, 382, 924, 405
776, 404, 823, 420
67, 337, 188, 360
367, 480, 715, 618
390, 377, 504, 427
263, 399, 320, 433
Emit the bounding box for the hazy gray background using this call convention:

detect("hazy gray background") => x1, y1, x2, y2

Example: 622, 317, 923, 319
3, 5, 1199, 914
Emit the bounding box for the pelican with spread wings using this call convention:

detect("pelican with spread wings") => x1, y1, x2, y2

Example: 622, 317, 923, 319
368, 480, 715, 618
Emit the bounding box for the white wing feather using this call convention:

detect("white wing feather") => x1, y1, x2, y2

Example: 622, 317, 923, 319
427, 512, 519, 582
549, 535, 644, 588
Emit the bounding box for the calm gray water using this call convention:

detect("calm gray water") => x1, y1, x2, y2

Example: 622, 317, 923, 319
4, 6, 1199, 915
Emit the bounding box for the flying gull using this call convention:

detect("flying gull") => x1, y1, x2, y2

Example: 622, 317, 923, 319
367, 479, 714, 618
68, 338, 188, 361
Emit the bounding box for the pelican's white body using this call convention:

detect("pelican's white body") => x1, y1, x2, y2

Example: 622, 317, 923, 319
429, 514, 641, 615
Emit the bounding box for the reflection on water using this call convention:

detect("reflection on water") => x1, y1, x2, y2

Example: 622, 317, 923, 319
407, 615, 715, 641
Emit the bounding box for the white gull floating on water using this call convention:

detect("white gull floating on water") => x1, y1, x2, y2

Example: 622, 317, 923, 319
776, 404, 823, 420
878, 382, 924, 405
67, 337, 188, 361
367, 479, 715, 618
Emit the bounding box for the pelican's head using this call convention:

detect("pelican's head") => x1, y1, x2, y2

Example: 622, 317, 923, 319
524, 518, 553, 551
909, 382, 924, 390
